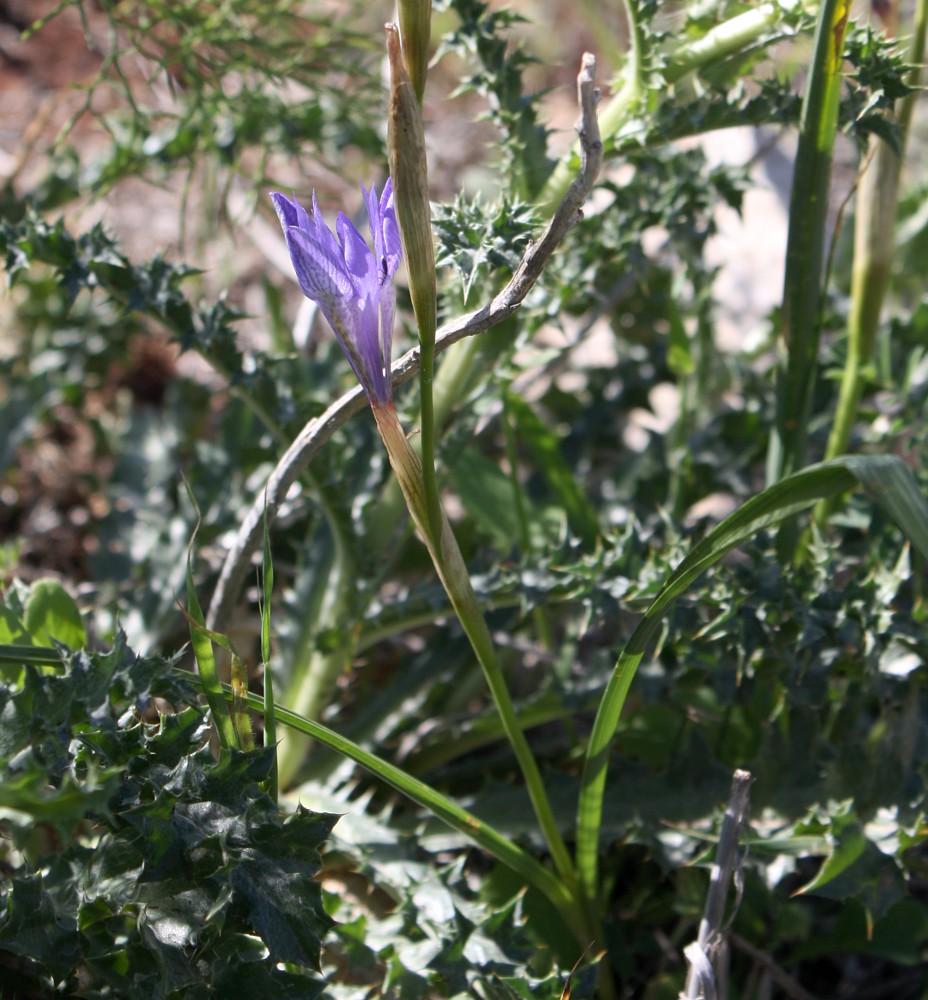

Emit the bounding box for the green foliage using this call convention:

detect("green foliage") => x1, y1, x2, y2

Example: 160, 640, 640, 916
841, 21, 918, 153
795, 802, 906, 926
3, 0, 928, 995
615, 78, 802, 153
433, 194, 537, 301
437, 0, 553, 197
10, 0, 382, 213
550, 145, 744, 328
322, 808, 600, 998
576, 454, 928, 901
0, 211, 245, 378
0, 638, 335, 998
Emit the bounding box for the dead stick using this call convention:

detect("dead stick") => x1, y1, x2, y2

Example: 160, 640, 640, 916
728, 933, 818, 1000
681, 768, 753, 1000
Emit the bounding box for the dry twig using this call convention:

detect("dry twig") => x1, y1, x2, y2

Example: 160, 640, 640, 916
681, 769, 753, 1000
728, 934, 818, 1000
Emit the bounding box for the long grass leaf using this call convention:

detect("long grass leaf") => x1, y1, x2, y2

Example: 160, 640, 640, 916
261, 500, 278, 801
576, 454, 928, 900
180, 671, 588, 943
183, 482, 239, 751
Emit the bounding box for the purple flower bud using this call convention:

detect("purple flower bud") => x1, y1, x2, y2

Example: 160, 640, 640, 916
270, 181, 402, 407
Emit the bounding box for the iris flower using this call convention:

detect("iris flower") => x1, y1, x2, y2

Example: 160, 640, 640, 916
270, 181, 402, 408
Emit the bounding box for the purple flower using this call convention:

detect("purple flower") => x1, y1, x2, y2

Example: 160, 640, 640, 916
270, 180, 402, 407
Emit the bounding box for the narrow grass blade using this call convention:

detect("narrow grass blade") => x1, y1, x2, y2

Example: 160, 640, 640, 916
0, 644, 63, 668
178, 670, 588, 944
506, 392, 600, 549
184, 483, 239, 751
261, 500, 278, 801
576, 455, 928, 901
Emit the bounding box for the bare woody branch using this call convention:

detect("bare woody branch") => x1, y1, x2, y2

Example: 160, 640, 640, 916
206, 53, 602, 631
681, 769, 753, 1000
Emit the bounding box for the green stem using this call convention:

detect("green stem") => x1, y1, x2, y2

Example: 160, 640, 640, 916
539, 2, 787, 208
373, 406, 612, 972
663, 2, 785, 82
816, 0, 928, 523
372, 405, 579, 892
821, 253, 887, 466
766, 0, 851, 491
622, 0, 646, 90
386, 21, 442, 546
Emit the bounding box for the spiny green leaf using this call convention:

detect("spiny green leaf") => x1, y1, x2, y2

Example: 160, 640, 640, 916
797, 811, 906, 929
577, 454, 928, 899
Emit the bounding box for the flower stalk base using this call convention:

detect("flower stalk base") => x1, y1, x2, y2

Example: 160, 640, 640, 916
371, 403, 579, 890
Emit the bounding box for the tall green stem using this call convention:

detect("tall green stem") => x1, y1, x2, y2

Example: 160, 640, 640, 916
663, 2, 785, 82
372, 404, 578, 890
766, 0, 851, 491
373, 399, 612, 978
387, 23, 442, 547
817, 0, 928, 523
